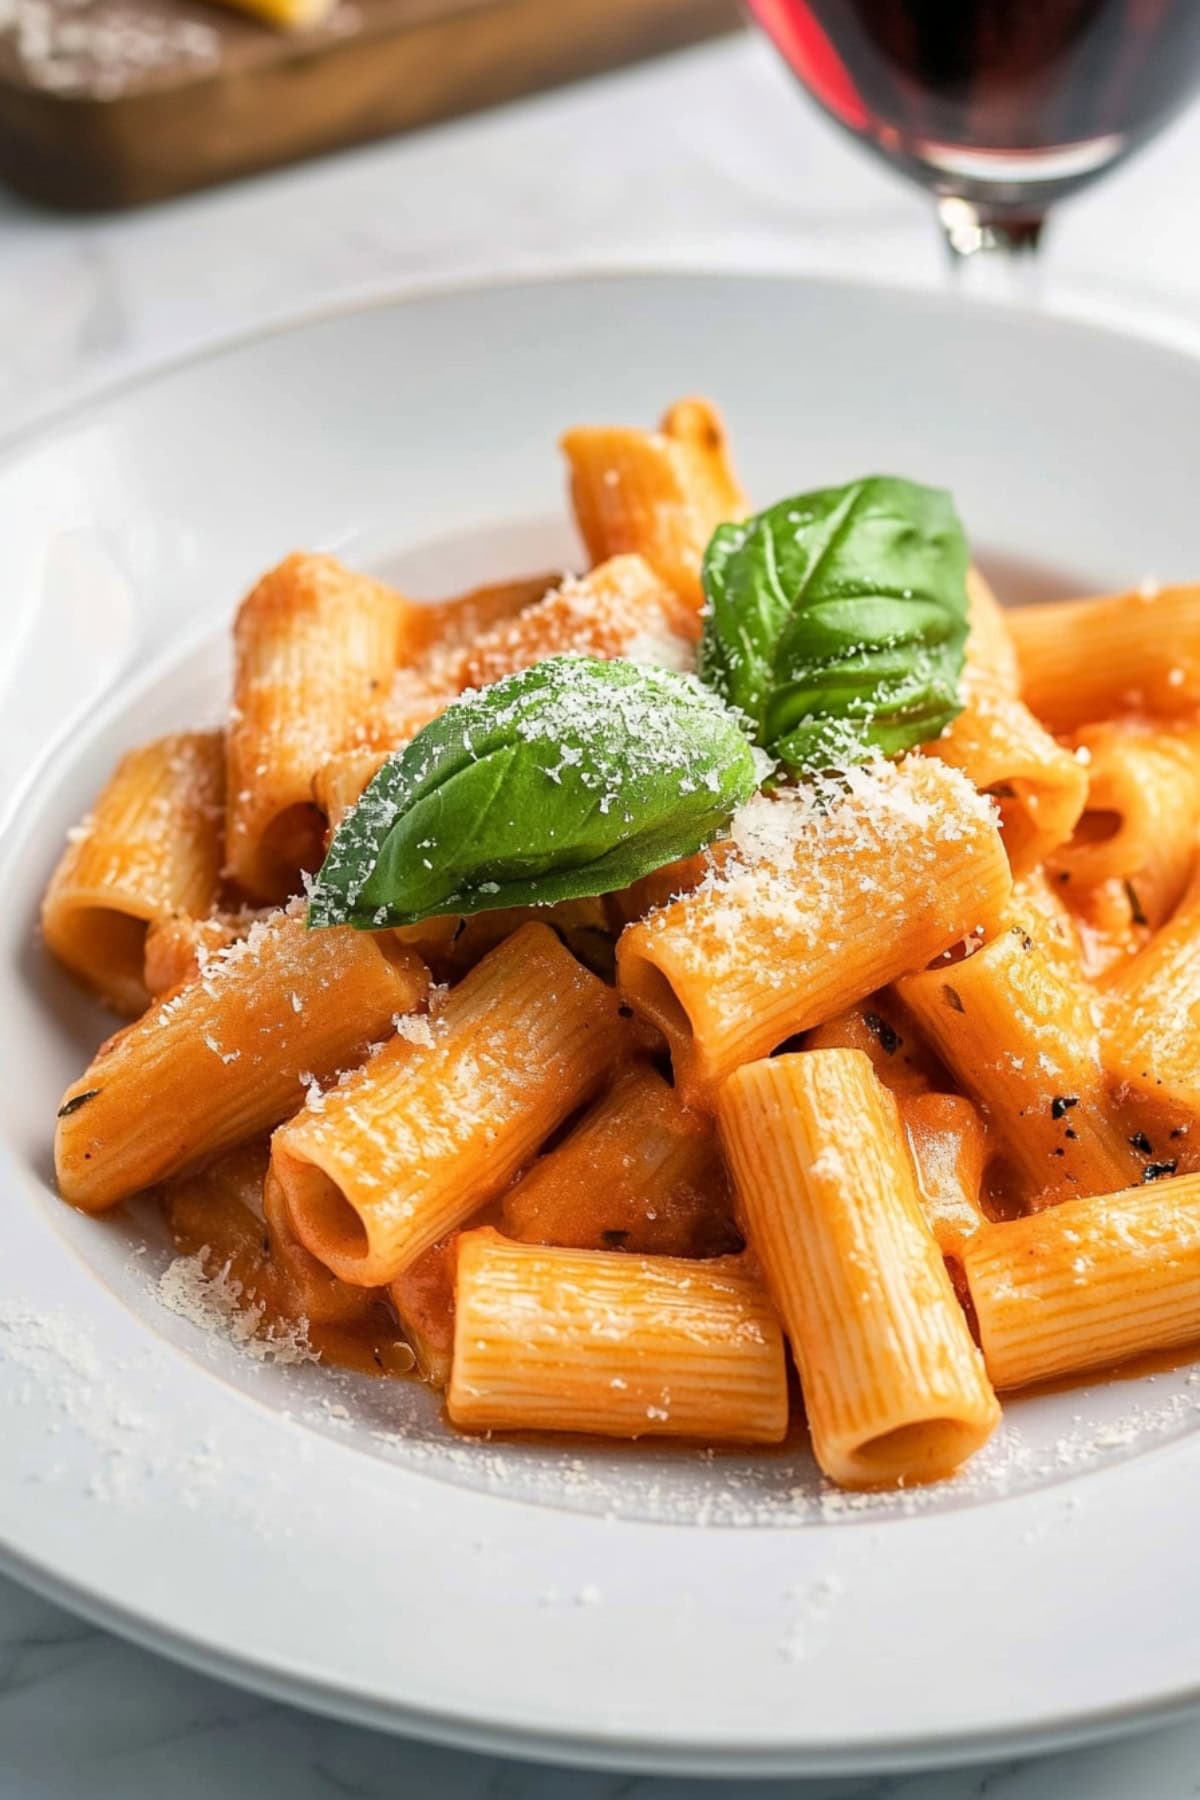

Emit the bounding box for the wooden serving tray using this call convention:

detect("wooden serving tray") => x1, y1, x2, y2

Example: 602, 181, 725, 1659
0, 0, 740, 211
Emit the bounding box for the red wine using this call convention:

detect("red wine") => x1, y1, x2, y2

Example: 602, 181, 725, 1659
749, 0, 1200, 210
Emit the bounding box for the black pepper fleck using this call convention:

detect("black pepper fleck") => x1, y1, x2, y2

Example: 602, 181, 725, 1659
863, 1011, 902, 1055
1124, 879, 1148, 927
1143, 1160, 1178, 1183
1129, 1131, 1154, 1156
1050, 1096, 1079, 1119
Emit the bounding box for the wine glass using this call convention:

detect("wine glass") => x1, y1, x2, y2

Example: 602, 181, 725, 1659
746, 0, 1200, 284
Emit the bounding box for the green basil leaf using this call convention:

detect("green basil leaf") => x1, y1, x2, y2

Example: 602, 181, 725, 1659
699, 475, 969, 774
307, 655, 760, 929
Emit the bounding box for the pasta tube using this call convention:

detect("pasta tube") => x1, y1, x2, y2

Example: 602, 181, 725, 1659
1067, 876, 1149, 985
448, 555, 693, 690
272, 923, 623, 1285
447, 1229, 787, 1443
898, 922, 1141, 1204
42, 731, 224, 1015
561, 398, 746, 623
1104, 862, 1200, 1135
316, 558, 689, 817
396, 571, 557, 664
388, 1234, 458, 1388
718, 1051, 999, 1487
925, 682, 1087, 874
143, 913, 241, 999
56, 912, 428, 1210
1008, 868, 1084, 984
1009, 584, 1200, 730
395, 898, 613, 984
925, 562, 1086, 874
963, 566, 1020, 694
899, 1090, 988, 1259
226, 553, 404, 899
962, 1176, 1200, 1388
605, 845, 733, 931
311, 747, 395, 830
1050, 722, 1200, 931
502, 1060, 738, 1257
617, 758, 1011, 1105
262, 1166, 382, 1328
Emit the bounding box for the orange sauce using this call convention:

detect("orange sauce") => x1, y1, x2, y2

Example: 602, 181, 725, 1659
1016, 1337, 1200, 1400
162, 1172, 418, 1380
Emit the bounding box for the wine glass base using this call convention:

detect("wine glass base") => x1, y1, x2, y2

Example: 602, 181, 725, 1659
936, 197, 1045, 261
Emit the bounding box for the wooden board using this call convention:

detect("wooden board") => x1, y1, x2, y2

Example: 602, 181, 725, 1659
0, 0, 741, 211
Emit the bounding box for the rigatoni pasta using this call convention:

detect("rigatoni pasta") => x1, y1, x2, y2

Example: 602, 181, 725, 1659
226, 553, 404, 900
925, 681, 1087, 875
898, 920, 1141, 1205
271, 923, 623, 1285
449, 556, 694, 690
42, 394, 1200, 1496
1103, 861, 1200, 1136
447, 1229, 787, 1443
501, 1059, 737, 1257
1009, 583, 1200, 730
394, 570, 557, 664
389, 1235, 458, 1388
926, 568, 1087, 874
899, 1091, 988, 1261
561, 398, 746, 623
962, 1177, 1200, 1388
42, 730, 224, 1015
1050, 721, 1200, 931
718, 1052, 999, 1487
56, 912, 429, 1210
617, 758, 1012, 1104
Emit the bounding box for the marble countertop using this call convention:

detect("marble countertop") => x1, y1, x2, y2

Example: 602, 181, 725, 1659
5, 28, 1200, 1797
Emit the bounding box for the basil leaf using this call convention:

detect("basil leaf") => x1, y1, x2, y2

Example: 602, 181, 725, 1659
308, 655, 760, 929
699, 475, 969, 774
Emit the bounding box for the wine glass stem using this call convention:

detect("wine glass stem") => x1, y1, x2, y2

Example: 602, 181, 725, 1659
936, 196, 1046, 303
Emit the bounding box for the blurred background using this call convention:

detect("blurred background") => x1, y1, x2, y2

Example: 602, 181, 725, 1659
0, 0, 741, 210
6, 0, 1200, 441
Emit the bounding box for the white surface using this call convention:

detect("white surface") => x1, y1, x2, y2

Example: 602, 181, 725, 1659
3, 28, 1200, 1797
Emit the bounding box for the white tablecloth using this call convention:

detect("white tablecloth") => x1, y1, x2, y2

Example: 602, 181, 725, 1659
4, 30, 1200, 1798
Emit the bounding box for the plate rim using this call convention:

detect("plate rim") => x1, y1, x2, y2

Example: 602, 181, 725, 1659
6, 267, 1200, 1776
5, 1528, 1200, 1779
5, 258, 1200, 465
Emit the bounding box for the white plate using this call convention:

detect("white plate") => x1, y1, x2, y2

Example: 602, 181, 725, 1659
4, 273, 1200, 1778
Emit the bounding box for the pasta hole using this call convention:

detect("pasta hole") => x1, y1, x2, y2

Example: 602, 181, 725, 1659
62, 906, 150, 1012
990, 789, 1040, 873
1073, 808, 1122, 848
619, 961, 691, 1062
284, 1165, 369, 1265
257, 804, 326, 902
850, 1418, 985, 1487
